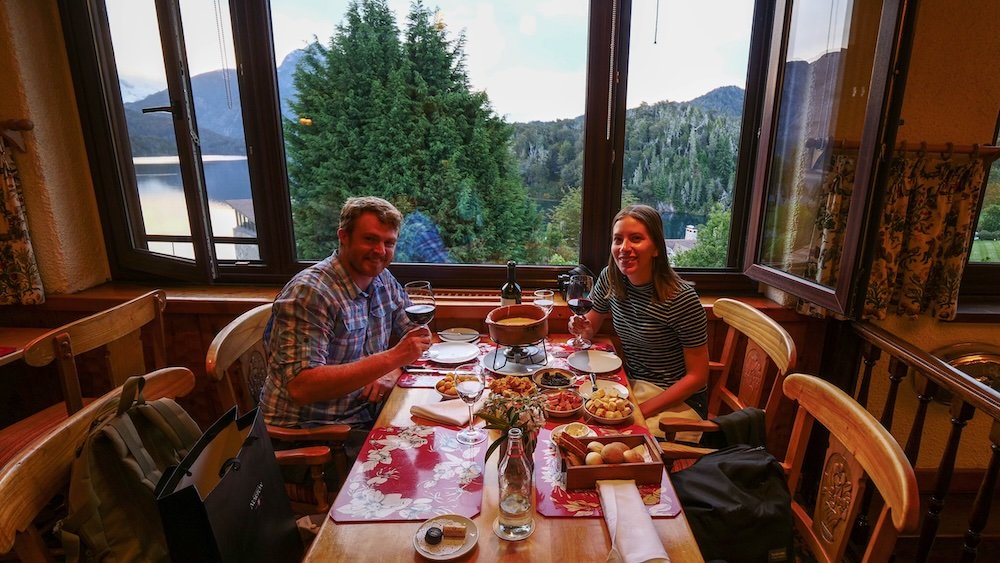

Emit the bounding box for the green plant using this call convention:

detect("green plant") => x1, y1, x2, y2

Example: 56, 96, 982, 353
476, 392, 546, 461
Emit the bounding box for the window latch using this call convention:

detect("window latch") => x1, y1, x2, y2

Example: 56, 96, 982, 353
141, 105, 173, 114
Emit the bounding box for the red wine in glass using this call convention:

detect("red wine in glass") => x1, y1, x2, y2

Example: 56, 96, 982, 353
405, 304, 436, 326
567, 298, 593, 316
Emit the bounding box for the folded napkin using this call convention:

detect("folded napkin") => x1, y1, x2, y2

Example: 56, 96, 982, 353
631, 380, 703, 444
410, 391, 490, 426
597, 480, 670, 563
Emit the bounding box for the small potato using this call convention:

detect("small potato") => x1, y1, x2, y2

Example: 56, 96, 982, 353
585, 452, 604, 465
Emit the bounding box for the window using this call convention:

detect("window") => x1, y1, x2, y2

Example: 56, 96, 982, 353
961, 116, 1000, 297
62, 0, 770, 289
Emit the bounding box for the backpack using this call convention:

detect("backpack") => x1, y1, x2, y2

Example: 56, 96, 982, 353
670, 444, 793, 563
57, 377, 203, 562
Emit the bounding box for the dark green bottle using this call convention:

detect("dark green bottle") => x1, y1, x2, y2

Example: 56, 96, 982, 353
500, 260, 522, 306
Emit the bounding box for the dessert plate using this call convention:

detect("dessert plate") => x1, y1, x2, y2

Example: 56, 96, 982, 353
413, 514, 478, 561
438, 327, 481, 343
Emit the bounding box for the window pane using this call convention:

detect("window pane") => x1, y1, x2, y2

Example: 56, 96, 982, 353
178, 0, 256, 261
271, 1, 588, 264
971, 160, 1000, 263
758, 0, 882, 286
623, 1, 754, 268
105, 0, 193, 253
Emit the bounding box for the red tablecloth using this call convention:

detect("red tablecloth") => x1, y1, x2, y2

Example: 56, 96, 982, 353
330, 425, 486, 522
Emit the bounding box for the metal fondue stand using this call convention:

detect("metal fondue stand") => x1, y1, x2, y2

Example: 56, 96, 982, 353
483, 304, 550, 376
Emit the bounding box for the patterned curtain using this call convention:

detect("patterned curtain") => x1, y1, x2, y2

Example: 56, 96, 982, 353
803, 152, 857, 286
0, 136, 44, 305
863, 153, 986, 320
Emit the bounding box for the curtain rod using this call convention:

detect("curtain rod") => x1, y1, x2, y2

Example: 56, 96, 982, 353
805, 137, 1000, 159
1, 119, 33, 152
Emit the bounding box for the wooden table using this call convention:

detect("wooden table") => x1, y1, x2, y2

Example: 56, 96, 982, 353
0, 327, 47, 368
304, 337, 705, 562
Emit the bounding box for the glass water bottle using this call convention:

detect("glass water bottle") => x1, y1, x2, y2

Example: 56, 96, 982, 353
495, 427, 534, 540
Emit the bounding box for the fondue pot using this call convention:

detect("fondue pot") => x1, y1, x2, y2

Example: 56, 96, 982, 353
485, 304, 548, 347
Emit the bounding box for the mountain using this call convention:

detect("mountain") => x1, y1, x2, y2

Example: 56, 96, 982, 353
687, 86, 745, 118
118, 76, 162, 103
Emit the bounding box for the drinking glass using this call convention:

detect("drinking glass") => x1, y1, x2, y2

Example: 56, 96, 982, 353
455, 369, 487, 445
566, 274, 594, 349
532, 289, 554, 316
405, 280, 435, 358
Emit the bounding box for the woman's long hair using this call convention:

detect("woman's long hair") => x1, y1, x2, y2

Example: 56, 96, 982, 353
605, 205, 684, 302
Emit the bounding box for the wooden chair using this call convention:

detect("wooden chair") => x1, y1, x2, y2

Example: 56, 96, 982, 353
659, 298, 797, 462
781, 373, 919, 562
205, 303, 350, 514
0, 290, 167, 469
0, 366, 195, 563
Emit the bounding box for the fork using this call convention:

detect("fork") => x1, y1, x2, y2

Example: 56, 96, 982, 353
589, 372, 598, 393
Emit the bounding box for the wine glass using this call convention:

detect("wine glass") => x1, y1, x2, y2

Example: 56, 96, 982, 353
405, 281, 435, 358
533, 289, 554, 316
455, 369, 487, 445
566, 274, 594, 349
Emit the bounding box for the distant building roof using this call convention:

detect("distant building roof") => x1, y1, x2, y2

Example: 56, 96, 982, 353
665, 238, 696, 258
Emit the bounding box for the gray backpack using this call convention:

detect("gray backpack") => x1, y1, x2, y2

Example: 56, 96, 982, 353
58, 377, 203, 562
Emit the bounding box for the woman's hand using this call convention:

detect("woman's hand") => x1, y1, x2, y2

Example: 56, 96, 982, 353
568, 313, 595, 340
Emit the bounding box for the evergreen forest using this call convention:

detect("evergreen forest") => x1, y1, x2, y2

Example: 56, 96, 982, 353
284, 0, 745, 266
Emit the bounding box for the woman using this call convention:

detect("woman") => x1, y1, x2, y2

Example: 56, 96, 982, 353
568, 205, 709, 418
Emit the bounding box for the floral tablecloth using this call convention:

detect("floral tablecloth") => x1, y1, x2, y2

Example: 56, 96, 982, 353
533, 425, 681, 519
330, 425, 486, 522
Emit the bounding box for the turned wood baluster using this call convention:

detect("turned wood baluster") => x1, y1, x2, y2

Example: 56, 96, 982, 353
916, 399, 976, 562
855, 341, 881, 408
960, 420, 1000, 563
852, 354, 907, 547
905, 375, 939, 465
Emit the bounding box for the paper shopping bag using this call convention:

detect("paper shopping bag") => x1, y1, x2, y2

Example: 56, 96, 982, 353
156, 407, 302, 563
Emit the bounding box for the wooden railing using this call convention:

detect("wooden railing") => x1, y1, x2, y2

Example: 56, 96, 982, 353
851, 321, 999, 562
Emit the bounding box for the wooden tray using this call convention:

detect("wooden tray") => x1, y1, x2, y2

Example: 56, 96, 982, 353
561, 434, 665, 490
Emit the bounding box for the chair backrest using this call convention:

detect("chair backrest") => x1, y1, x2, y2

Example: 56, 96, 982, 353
0, 366, 195, 560
205, 303, 272, 414
709, 298, 796, 418
782, 373, 919, 563
21, 290, 168, 415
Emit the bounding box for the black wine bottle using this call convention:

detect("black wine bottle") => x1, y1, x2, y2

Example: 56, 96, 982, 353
500, 260, 522, 306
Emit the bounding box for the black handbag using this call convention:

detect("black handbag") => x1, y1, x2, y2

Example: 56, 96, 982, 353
155, 407, 303, 563
671, 444, 793, 563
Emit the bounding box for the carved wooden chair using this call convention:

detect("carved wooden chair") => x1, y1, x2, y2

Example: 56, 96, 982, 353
0, 290, 168, 469
205, 303, 350, 514
0, 367, 195, 563
781, 373, 919, 562
658, 298, 797, 463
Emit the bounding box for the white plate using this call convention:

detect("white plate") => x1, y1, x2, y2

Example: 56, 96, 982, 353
438, 327, 481, 342
427, 342, 481, 364
413, 514, 479, 561
577, 380, 629, 399
567, 350, 623, 374
551, 422, 597, 442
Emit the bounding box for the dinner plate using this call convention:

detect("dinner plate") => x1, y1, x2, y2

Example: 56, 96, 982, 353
427, 342, 480, 364
413, 514, 479, 561
567, 350, 623, 374
577, 380, 629, 399
438, 327, 481, 343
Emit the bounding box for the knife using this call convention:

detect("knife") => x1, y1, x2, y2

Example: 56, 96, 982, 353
589, 372, 598, 393
405, 368, 477, 375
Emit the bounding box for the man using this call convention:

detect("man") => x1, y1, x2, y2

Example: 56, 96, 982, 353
260, 196, 432, 450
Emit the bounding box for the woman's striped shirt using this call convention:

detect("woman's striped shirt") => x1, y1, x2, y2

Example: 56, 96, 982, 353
591, 267, 708, 389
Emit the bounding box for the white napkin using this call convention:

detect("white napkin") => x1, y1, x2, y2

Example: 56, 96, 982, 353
631, 380, 703, 444
597, 480, 670, 563
410, 392, 489, 426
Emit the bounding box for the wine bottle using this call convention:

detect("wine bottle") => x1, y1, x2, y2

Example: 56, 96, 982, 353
500, 260, 522, 306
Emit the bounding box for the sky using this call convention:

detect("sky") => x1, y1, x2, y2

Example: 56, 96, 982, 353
105, 0, 847, 124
